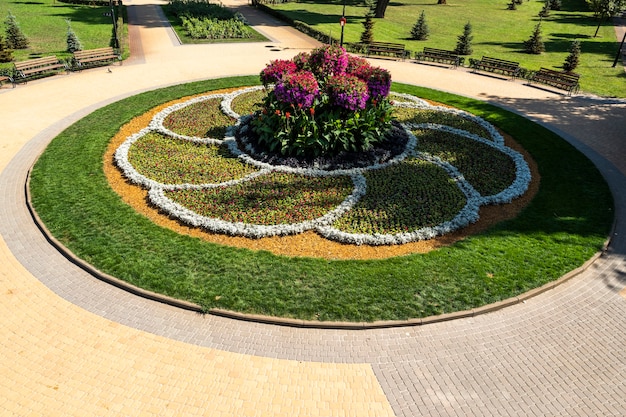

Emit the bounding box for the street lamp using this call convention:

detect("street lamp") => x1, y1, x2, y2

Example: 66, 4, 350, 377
339, 0, 346, 47
109, 0, 119, 49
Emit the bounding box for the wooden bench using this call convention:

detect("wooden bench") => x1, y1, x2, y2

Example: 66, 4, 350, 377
72, 47, 121, 70
415, 47, 460, 67
528, 68, 580, 95
13, 56, 67, 83
0, 71, 14, 88
366, 42, 410, 60
472, 56, 520, 79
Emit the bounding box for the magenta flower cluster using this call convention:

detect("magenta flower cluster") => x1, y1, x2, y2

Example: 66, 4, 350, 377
260, 59, 297, 85
326, 75, 369, 111
274, 71, 320, 109
307, 44, 349, 78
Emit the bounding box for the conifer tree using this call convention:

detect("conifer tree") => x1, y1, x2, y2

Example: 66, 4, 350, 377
410, 11, 429, 41
360, 14, 375, 44
563, 39, 581, 72
523, 23, 545, 54
454, 22, 473, 55
66, 20, 82, 53
539, 0, 551, 17
0, 32, 13, 63
4, 12, 28, 49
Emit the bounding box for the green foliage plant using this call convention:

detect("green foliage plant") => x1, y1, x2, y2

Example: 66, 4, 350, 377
0, 32, 13, 62
360, 14, 375, 44
538, 0, 551, 18
251, 45, 394, 158
524, 23, 545, 54
4, 11, 28, 49
65, 20, 83, 53
563, 39, 581, 72
410, 11, 429, 41
454, 22, 473, 55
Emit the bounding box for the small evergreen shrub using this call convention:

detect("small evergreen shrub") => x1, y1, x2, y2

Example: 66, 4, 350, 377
538, 0, 550, 17
549, 0, 561, 10
563, 40, 581, 72
0, 32, 13, 62
454, 22, 473, 55
4, 11, 29, 49
410, 11, 429, 41
524, 23, 545, 54
65, 20, 82, 53
360, 14, 374, 44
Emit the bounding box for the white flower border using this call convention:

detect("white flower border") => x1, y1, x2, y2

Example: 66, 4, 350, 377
114, 87, 531, 245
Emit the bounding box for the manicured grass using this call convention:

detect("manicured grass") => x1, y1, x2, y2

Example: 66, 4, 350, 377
0, 0, 128, 67
268, 0, 625, 97
28, 76, 613, 322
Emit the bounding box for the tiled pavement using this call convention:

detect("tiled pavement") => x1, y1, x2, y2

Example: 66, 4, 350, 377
1, 0, 625, 415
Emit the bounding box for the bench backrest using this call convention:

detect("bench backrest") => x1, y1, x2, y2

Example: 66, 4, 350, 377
424, 47, 457, 55
73, 47, 115, 59
370, 42, 405, 49
480, 56, 519, 67
537, 67, 579, 81
14, 56, 61, 70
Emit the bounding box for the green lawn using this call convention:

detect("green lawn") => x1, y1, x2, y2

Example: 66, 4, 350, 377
268, 0, 626, 97
0, 0, 127, 66
28, 76, 614, 322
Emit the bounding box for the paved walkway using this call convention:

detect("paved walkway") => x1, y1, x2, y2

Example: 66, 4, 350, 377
1, 1, 625, 416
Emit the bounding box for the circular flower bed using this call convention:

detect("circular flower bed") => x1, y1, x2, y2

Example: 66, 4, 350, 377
114, 87, 531, 246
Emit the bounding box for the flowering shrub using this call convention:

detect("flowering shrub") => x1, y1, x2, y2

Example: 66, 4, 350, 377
251, 45, 394, 158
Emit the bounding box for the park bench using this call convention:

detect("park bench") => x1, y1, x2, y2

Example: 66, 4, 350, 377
366, 42, 410, 60
472, 56, 520, 79
13, 56, 68, 83
0, 70, 14, 88
73, 47, 121, 70
528, 68, 580, 95
415, 47, 460, 67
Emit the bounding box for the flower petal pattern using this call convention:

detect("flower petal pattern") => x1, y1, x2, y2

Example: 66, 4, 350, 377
114, 87, 531, 245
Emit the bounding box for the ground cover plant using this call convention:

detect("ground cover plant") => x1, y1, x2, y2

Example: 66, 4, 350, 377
162, 0, 267, 43
0, 0, 128, 69
266, 0, 625, 97
28, 75, 613, 322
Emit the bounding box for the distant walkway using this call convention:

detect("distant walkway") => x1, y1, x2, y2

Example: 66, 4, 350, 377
1, 1, 625, 416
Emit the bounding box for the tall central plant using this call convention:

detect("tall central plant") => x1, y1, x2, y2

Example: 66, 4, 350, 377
251, 45, 394, 158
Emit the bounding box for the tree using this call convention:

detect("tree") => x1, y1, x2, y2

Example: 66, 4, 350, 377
410, 11, 430, 41
586, 0, 624, 37
360, 14, 375, 44
538, 0, 551, 18
4, 11, 28, 49
438, 0, 447, 4
563, 40, 581, 72
373, 0, 390, 18
454, 22, 473, 55
66, 20, 82, 53
0, 32, 13, 63
524, 23, 545, 54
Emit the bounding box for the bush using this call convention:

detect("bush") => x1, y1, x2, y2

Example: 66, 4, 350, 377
523, 23, 544, 54
410, 11, 429, 41
4, 11, 28, 49
360, 14, 375, 44
454, 22, 473, 55
65, 20, 82, 53
251, 45, 394, 157
563, 39, 581, 72
0, 32, 13, 62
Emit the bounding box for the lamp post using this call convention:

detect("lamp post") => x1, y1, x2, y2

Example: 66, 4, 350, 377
110, 0, 119, 49
339, 0, 346, 47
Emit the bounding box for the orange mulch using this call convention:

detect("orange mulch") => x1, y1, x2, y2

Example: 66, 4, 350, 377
103, 89, 540, 260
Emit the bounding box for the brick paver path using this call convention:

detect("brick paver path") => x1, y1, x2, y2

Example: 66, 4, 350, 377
1, 1, 625, 415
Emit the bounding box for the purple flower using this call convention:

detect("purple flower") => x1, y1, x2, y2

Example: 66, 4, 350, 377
326, 75, 369, 111
365, 67, 392, 99
274, 71, 320, 109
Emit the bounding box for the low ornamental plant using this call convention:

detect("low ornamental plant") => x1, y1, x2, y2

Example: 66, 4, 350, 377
251, 45, 394, 158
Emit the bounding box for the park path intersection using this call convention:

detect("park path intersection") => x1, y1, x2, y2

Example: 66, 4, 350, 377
0, 0, 625, 416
